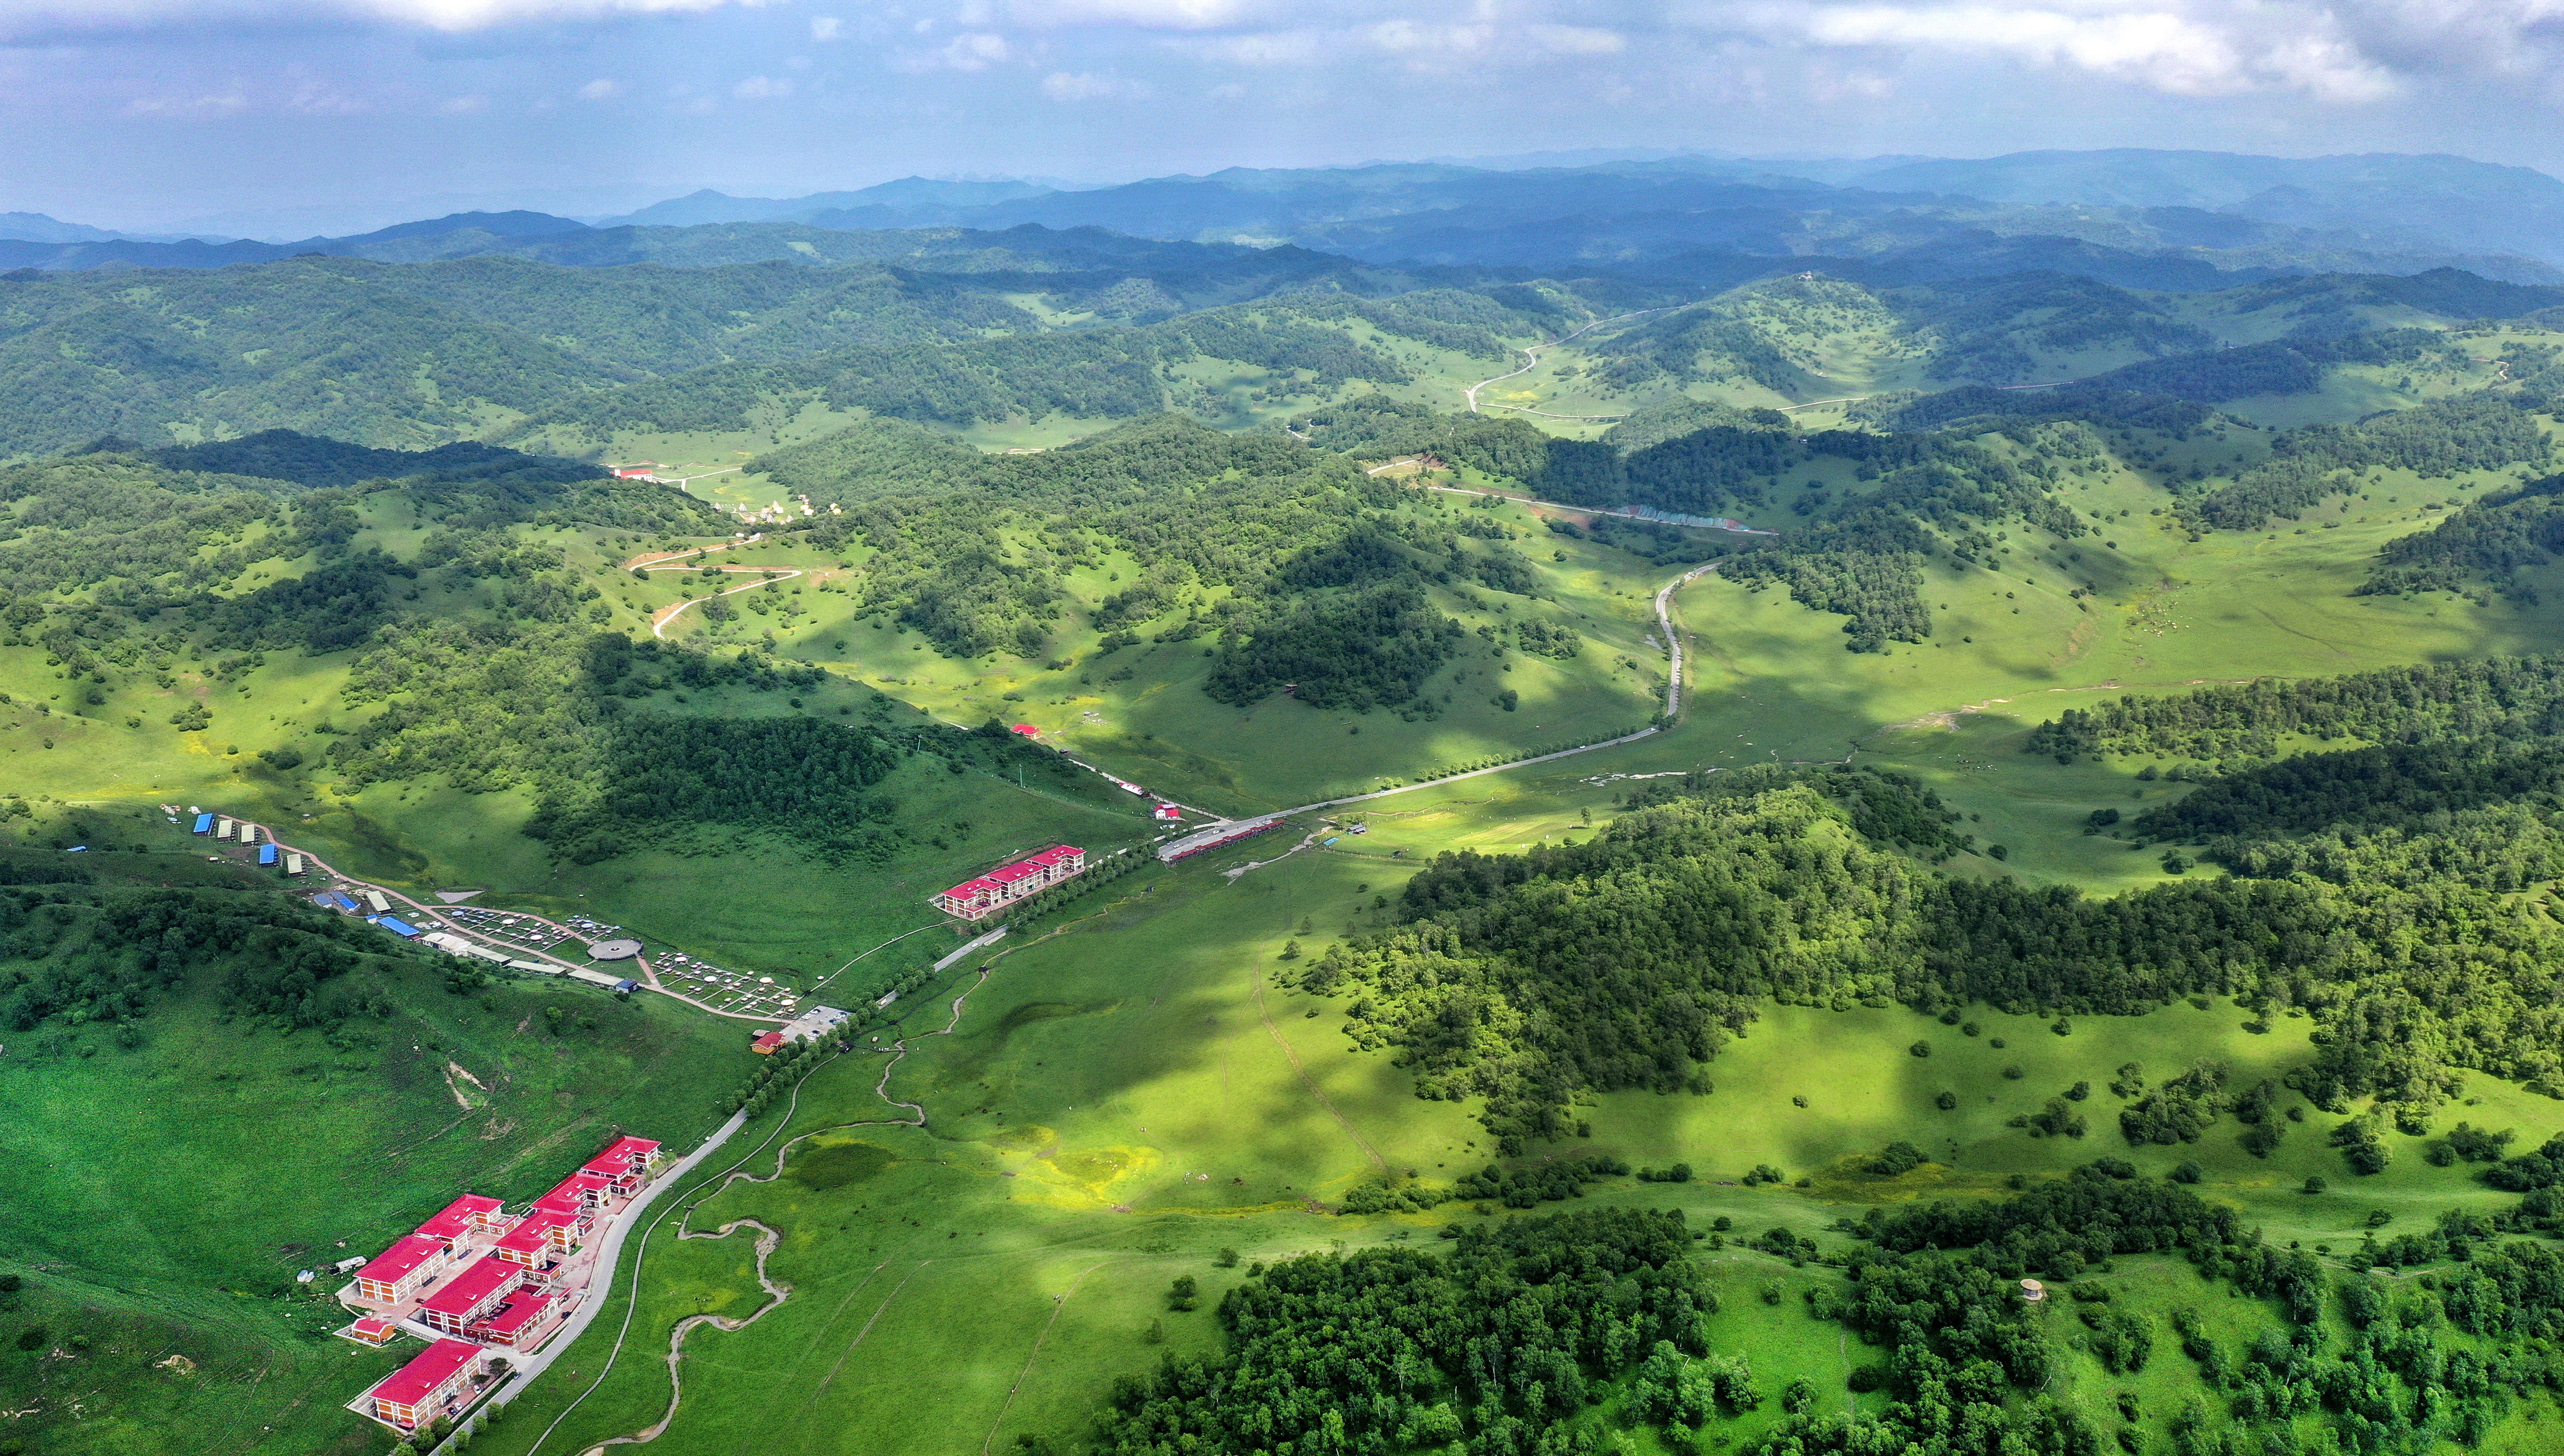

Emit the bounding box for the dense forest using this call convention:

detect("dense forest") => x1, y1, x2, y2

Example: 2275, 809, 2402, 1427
2181, 396, 2552, 531
2022, 653, 2564, 765
1099, 1156, 2564, 1456
1291, 765, 2564, 1152
0, 882, 438, 1036
2359, 470, 2564, 599
2123, 738, 2564, 846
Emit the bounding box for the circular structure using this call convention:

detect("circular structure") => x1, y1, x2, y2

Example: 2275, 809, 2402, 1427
588, 938, 645, 961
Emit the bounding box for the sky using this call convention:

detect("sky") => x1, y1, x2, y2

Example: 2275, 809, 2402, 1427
7, 0, 2564, 235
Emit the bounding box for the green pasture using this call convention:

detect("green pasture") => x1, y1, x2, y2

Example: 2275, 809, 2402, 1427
465, 823, 2564, 1456
754, 500, 1682, 814
0, 936, 747, 1456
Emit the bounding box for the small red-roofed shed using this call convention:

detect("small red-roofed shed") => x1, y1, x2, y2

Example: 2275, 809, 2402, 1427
346, 1317, 397, 1345
1010, 723, 1040, 737
752, 1029, 787, 1054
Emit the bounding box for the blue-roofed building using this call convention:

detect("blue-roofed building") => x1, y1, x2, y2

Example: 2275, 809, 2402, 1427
192, 812, 214, 834
258, 843, 279, 867
377, 917, 423, 938
312, 892, 339, 908
329, 892, 360, 912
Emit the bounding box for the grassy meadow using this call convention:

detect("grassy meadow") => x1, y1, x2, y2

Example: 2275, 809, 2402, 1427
19, 320, 2564, 1454
465, 796, 2564, 1456
0, 905, 748, 1456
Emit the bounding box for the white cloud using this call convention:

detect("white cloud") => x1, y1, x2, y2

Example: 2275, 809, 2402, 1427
123, 88, 250, 116
287, 80, 365, 111
732, 72, 793, 96
904, 29, 1012, 69
1527, 24, 1625, 56
1365, 18, 1493, 56
1771, 2, 2396, 100
438, 92, 490, 112
1009, 0, 1258, 26
1188, 28, 1320, 64
575, 76, 623, 99
6, 0, 2560, 113
0, 0, 768, 36
1041, 68, 1151, 97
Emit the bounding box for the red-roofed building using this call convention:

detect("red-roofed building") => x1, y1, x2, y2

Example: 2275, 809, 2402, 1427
752, 1029, 787, 1054
1010, 723, 1041, 737
467, 1288, 562, 1349
580, 1137, 659, 1199
346, 1317, 398, 1346
371, 1338, 484, 1430
495, 1207, 581, 1268
550, 1168, 613, 1208
932, 845, 1087, 920
592, 1135, 663, 1174
529, 1185, 597, 1236
418, 1256, 524, 1337
414, 1193, 508, 1242
579, 1160, 642, 1200
354, 1234, 453, 1304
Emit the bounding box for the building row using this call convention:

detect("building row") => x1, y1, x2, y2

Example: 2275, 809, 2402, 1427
932, 844, 1087, 921
1157, 814, 1288, 863
191, 812, 305, 874
349, 1136, 664, 1433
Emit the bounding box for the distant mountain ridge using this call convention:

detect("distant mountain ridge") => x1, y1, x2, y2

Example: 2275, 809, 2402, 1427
8, 150, 2564, 289
603, 177, 1060, 229
0, 209, 589, 271
0, 211, 233, 246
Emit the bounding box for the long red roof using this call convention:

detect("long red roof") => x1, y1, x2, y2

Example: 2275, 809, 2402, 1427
355, 1234, 446, 1286
497, 1208, 576, 1253
583, 1136, 658, 1177
597, 1135, 660, 1164
473, 1291, 557, 1337
374, 1339, 481, 1406
941, 846, 1083, 901
419, 1256, 520, 1319
415, 1193, 503, 1240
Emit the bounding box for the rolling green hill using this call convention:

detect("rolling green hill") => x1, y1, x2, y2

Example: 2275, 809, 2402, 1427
22, 253, 2564, 1456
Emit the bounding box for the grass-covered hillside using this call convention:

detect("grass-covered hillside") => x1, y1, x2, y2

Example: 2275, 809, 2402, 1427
22, 248, 2564, 1456
11, 242, 2562, 470
467, 743, 2564, 1456
0, 829, 745, 1456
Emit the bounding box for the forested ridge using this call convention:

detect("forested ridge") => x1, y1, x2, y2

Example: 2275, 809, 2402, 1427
1293, 767, 2564, 1153
768, 415, 1586, 714
0, 253, 1579, 454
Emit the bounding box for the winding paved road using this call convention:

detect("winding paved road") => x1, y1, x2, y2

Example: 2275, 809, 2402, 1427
1239, 557, 1719, 822
1462, 306, 1678, 419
